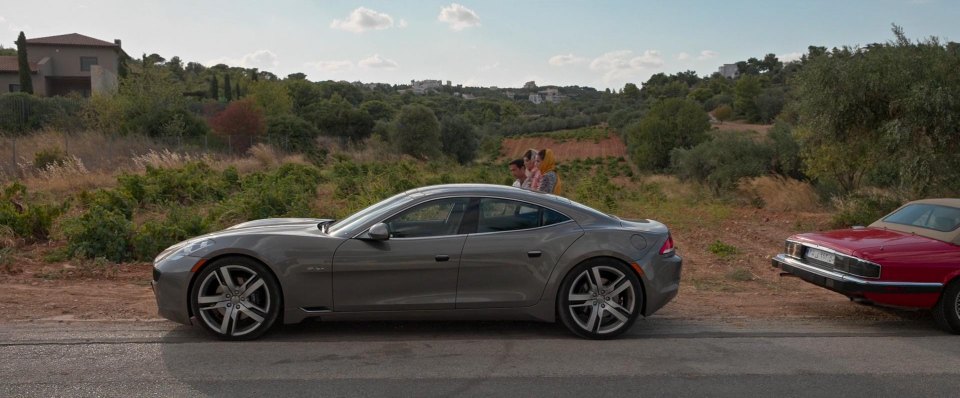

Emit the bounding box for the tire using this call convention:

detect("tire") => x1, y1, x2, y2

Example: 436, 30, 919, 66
190, 256, 281, 340
932, 280, 960, 334
557, 258, 643, 339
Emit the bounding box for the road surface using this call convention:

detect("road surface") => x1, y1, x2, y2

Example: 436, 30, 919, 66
1, 316, 958, 397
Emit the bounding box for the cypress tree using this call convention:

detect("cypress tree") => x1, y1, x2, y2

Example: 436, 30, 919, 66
235, 82, 241, 98
250, 68, 258, 82
16, 31, 33, 94
209, 76, 219, 100
224, 73, 233, 101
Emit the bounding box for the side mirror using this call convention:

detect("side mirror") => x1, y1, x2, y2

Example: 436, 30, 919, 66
366, 223, 390, 240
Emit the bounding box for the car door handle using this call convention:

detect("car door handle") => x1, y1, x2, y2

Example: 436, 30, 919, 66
527, 251, 542, 258
435, 255, 450, 262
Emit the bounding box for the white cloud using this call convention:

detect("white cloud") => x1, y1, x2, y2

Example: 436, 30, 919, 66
306, 60, 354, 73
398, 19, 408, 28
330, 7, 396, 33
359, 54, 398, 69
548, 53, 586, 66
590, 50, 664, 83
630, 50, 663, 68
206, 50, 279, 70
780, 52, 804, 63
677, 52, 691, 61
438, 3, 481, 31
697, 50, 719, 60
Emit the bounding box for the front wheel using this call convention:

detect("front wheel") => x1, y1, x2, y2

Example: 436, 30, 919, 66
190, 257, 281, 340
557, 259, 643, 339
932, 280, 960, 334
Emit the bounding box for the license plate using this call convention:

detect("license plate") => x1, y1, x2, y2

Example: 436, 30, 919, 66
805, 248, 835, 265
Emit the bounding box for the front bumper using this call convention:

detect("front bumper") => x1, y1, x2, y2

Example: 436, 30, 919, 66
771, 254, 942, 296
152, 255, 204, 325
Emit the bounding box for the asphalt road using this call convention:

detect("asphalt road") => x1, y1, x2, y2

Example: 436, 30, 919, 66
1, 316, 959, 397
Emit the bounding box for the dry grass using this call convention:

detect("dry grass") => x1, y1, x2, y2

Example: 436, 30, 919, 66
19, 156, 117, 196
130, 149, 212, 171
737, 176, 822, 212
0, 130, 169, 179
641, 174, 705, 201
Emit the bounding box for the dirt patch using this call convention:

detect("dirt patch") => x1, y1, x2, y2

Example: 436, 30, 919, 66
500, 135, 627, 161
711, 121, 773, 135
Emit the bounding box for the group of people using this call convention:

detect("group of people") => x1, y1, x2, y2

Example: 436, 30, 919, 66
508, 148, 563, 195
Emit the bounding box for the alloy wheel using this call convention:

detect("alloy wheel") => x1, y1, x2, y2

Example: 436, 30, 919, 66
195, 264, 272, 337
566, 265, 636, 335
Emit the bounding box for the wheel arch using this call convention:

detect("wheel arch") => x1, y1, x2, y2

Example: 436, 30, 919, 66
553, 255, 648, 318
186, 253, 285, 321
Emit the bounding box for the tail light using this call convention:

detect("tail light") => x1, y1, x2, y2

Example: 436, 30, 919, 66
659, 234, 675, 255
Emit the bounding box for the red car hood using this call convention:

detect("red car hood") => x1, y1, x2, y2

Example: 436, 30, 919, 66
791, 227, 947, 259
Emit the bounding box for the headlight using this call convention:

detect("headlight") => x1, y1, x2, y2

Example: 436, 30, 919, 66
785, 241, 803, 258
165, 239, 215, 262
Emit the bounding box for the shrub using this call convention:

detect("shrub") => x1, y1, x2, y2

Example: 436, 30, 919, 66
671, 133, 775, 193
626, 98, 710, 172
33, 147, 68, 170
218, 163, 324, 223
830, 193, 903, 228
77, 189, 136, 220
118, 162, 235, 206
265, 114, 319, 153
0, 182, 63, 242
132, 208, 211, 261
709, 240, 739, 258
63, 206, 133, 262
210, 98, 266, 153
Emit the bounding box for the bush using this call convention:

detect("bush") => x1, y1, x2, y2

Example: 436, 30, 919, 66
626, 98, 709, 172
118, 162, 235, 206
671, 133, 775, 193
33, 147, 68, 170
0, 183, 62, 242
709, 240, 739, 258
77, 189, 136, 220
210, 98, 266, 153
63, 206, 132, 262
265, 114, 319, 153
218, 163, 324, 223
132, 208, 211, 261
830, 193, 903, 228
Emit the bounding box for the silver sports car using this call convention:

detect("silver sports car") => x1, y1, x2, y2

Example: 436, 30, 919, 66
152, 184, 682, 340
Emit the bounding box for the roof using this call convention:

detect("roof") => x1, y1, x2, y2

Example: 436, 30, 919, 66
0, 56, 37, 73
26, 33, 118, 48
868, 198, 960, 245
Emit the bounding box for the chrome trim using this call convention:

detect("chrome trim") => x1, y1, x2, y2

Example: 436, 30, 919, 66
350, 194, 578, 239
786, 239, 883, 279
300, 307, 333, 314
773, 254, 942, 290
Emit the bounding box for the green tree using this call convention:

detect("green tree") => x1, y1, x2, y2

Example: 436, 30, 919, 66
713, 104, 733, 124
302, 94, 373, 143
248, 81, 293, 118
440, 115, 479, 164
224, 73, 233, 101
360, 100, 395, 122
16, 32, 33, 94
734, 74, 762, 121
622, 83, 641, 100
625, 98, 710, 171
792, 26, 960, 195
393, 104, 441, 159
265, 114, 319, 152
209, 76, 219, 100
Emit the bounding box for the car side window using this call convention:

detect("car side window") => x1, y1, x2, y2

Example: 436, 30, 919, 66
383, 198, 470, 238
477, 198, 570, 233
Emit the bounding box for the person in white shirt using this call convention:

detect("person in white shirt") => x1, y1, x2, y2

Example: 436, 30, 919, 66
508, 158, 525, 187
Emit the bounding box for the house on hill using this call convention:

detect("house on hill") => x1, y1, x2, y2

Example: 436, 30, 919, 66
0, 33, 123, 96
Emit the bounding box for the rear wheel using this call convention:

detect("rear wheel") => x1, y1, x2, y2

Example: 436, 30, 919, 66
932, 280, 960, 334
557, 259, 642, 339
190, 257, 281, 340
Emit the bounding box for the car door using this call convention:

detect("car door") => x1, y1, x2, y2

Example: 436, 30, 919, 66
456, 197, 583, 309
332, 197, 470, 312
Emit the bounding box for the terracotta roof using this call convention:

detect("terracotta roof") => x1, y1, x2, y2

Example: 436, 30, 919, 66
0, 56, 37, 73
26, 33, 118, 48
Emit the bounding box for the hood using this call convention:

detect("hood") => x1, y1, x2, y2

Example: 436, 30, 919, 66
792, 227, 945, 258
225, 218, 333, 231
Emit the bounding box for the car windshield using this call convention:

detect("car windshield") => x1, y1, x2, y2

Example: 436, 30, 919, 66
883, 204, 960, 232
327, 192, 414, 236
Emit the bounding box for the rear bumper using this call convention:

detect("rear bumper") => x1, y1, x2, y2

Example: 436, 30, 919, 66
771, 254, 942, 295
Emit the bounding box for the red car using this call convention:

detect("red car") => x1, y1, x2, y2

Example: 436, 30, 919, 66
772, 198, 960, 333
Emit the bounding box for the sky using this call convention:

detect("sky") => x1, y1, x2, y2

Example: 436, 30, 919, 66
3, 0, 959, 90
